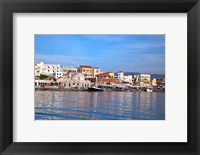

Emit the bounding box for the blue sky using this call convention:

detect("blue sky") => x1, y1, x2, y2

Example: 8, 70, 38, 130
35, 35, 165, 74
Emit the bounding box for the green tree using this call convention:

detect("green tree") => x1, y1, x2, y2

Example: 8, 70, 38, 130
39, 74, 48, 80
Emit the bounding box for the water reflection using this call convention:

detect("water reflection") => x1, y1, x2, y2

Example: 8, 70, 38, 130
35, 91, 165, 120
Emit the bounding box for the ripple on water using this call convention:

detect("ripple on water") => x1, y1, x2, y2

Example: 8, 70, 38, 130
35, 91, 165, 120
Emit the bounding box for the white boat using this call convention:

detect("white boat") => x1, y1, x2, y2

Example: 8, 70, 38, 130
146, 88, 153, 92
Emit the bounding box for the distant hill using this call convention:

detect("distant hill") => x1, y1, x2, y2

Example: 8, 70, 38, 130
150, 74, 165, 78
114, 72, 165, 78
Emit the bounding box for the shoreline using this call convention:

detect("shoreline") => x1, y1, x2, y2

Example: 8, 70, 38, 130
35, 88, 165, 92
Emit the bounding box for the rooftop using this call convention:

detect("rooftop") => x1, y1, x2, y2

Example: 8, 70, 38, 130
79, 65, 93, 68
118, 71, 124, 73
100, 78, 120, 83
96, 72, 110, 77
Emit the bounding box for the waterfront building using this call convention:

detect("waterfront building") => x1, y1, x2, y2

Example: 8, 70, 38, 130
123, 74, 133, 84
62, 67, 78, 74
135, 74, 151, 87
61, 67, 78, 78
55, 72, 63, 79
157, 78, 165, 89
151, 78, 157, 86
99, 78, 120, 84
96, 72, 113, 79
57, 73, 91, 89
117, 71, 132, 84
107, 72, 114, 78
79, 65, 102, 78
93, 67, 102, 76
95, 72, 119, 84
35, 65, 40, 77
35, 77, 54, 87
86, 77, 97, 83
35, 62, 61, 77
118, 71, 124, 81
79, 65, 94, 78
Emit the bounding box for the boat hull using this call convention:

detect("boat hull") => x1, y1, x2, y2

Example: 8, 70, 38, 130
88, 87, 103, 91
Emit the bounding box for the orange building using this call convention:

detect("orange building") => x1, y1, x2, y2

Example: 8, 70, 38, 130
96, 72, 114, 79
99, 78, 120, 84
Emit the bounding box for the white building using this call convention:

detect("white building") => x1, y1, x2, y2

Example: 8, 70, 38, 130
57, 73, 91, 89
117, 71, 132, 84
135, 74, 151, 86
61, 67, 78, 78
118, 71, 124, 81
55, 72, 63, 79
93, 67, 102, 77
124, 75, 133, 84
35, 62, 61, 77
35, 77, 54, 87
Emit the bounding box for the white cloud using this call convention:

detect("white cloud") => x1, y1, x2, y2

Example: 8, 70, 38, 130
35, 54, 92, 67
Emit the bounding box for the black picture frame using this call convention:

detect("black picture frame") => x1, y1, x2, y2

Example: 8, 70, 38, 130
0, 0, 200, 154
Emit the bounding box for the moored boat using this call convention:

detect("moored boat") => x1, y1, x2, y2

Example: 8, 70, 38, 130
145, 88, 153, 92
88, 86, 103, 91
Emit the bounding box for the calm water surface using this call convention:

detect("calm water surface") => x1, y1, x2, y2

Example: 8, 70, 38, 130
35, 91, 165, 120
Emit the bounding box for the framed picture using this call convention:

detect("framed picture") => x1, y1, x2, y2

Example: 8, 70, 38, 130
0, 0, 200, 154
34, 34, 166, 121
